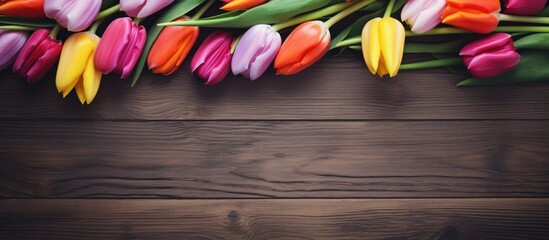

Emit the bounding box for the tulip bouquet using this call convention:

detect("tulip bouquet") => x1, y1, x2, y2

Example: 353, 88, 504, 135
1, 0, 549, 105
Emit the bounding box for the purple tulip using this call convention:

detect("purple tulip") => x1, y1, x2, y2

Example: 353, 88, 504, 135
191, 31, 234, 86
503, 0, 547, 16
460, 33, 520, 79
120, 0, 174, 18
231, 24, 281, 81
0, 30, 28, 71
44, 0, 102, 32
94, 17, 146, 78
401, 0, 446, 34
13, 29, 62, 84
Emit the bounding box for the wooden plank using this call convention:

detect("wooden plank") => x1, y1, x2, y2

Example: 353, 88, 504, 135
2, 53, 549, 120
1, 199, 548, 239
1, 120, 548, 198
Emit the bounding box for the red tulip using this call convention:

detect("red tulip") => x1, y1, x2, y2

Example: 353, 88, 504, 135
13, 29, 62, 84
274, 21, 330, 75
0, 0, 45, 18
220, 0, 267, 11
441, 0, 501, 34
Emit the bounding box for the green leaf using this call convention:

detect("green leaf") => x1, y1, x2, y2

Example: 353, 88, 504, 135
405, 38, 470, 54
514, 33, 549, 50
329, 8, 384, 50
431, 53, 467, 74
457, 50, 549, 87
0, 16, 55, 28
159, 0, 332, 28
130, 0, 205, 87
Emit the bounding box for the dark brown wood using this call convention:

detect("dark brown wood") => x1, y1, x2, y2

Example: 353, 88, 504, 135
1, 199, 548, 239
2, 120, 548, 198
2, 53, 549, 120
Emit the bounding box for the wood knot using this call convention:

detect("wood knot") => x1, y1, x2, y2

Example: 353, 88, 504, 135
227, 210, 240, 224
435, 225, 460, 240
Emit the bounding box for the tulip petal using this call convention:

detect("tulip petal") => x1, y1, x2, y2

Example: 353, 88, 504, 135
221, 0, 268, 11
74, 76, 85, 104
0, 0, 46, 18
379, 18, 405, 77
362, 17, 381, 75
232, 24, 281, 80
0, 30, 27, 70
83, 35, 101, 104
56, 32, 94, 93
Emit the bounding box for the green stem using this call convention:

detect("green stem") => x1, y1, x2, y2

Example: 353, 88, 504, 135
96, 4, 120, 20
271, 1, 351, 32
324, 0, 376, 28
0, 25, 38, 31
383, 0, 396, 18
48, 24, 61, 40
89, 19, 103, 34
335, 26, 549, 48
500, 14, 549, 25
192, 0, 215, 20
399, 58, 462, 70
133, 17, 144, 24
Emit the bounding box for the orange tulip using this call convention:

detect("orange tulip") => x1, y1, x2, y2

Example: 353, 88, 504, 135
147, 17, 199, 75
0, 0, 46, 18
274, 21, 330, 75
220, 0, 267, 11
441, 0, 500, 34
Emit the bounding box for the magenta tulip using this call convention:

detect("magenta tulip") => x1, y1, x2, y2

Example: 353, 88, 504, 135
460, 33, 520, 79
94, 17, 146, 78
231, 24, 281, 80
44, 0, 102, 32
503, 0, 547, 16
120, 0, 174, 18
13, 29, 62, 84
0, 30, 28, 71
191, 31, 234, 85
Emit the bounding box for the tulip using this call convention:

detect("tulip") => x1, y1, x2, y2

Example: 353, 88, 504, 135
0, 0, 45, 18
220, 0, 267, 11
147, 16, 199, 75
232, 24, 281, 80
191, 31, 234, 85
56, 32, 101, 104
120, 0, 174, 18
401, 0, 446, 34
460, 33, 520, 79
361, 17, 405, 77
503, 0, 547, 16
274, 21, 330, 75
441, 0, 500, 34
0, 30, 28, 71
44, 0, 102, 32
13, 29, 62, 84
94, 17, 146, 78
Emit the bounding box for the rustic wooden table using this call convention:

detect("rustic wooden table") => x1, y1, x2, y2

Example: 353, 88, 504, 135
1, 51, 549, 239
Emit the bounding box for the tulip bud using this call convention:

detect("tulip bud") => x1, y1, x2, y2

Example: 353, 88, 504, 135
147, 16, 199, 75
13, 29, 62, 84
120, 0, 174, 18
44, 0, 102, 32
220, 0, 268, 11
0, 0, 46, 18
503, 0, 547, 16
274, 21, 330, 75
441, 0, 501, 34
191, 31, 234, 85
401, 0, 446, 34
460, 33, 520, 79
232, 24, 281, 80
56, 32, 102, 104
0, 30, 28, 71
361, 17, 405, 77
94, 17, 146, 79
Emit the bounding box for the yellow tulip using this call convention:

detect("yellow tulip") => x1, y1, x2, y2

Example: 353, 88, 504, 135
55, 31, 101, 104
361, 17, 405, 77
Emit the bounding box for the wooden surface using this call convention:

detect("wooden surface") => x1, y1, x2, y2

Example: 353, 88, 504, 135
1, 51, 549, 239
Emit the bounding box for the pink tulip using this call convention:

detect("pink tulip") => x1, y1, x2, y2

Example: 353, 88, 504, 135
13, 29, 62, 84
0, 30, 28, 71
44, 0, 102, 32
120, 0, 174, 18
191, 31, 234, 85
460, 33, 520, 79
94, 17, 146, 78
503, 0, 547, 16
231, 24, 281, 80
401, 0, 446, 34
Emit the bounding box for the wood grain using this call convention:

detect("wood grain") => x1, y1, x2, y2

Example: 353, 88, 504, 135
1, 199, 548, 239
2, 120, 548, 198
2, 53, 549, 120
